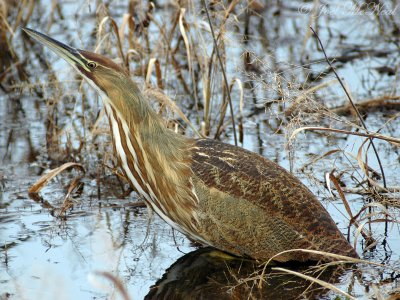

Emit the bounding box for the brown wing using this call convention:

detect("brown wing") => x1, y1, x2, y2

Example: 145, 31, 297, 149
190, 138, 358, 261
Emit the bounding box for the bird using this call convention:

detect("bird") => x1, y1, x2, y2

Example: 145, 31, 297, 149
22, 27, 358, 262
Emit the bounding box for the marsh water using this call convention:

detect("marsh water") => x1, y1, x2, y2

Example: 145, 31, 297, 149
1, 0, 400, 299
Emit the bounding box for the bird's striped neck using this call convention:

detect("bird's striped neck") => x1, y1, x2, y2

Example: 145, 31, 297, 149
101, 91, 201, 239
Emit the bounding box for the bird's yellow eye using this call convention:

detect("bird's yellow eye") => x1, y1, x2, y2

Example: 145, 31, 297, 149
87, 61, 97, 69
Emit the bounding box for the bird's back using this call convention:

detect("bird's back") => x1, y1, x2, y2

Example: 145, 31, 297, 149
190, 139, 358, 261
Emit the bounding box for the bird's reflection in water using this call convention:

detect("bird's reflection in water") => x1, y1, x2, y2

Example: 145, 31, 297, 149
146, 247, 353, 300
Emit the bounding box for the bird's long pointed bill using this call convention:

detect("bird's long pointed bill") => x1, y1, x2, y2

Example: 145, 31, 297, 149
22, 27, 89, 71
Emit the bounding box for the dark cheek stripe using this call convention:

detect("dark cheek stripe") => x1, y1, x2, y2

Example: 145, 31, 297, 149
77, 65, 99, 86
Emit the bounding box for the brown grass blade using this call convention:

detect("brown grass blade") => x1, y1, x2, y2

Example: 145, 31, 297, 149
327, 172, 373, 244
28, 162, 85, 195
179, 8, 192, 79
144, 89, 203, 138
98, 16, 126, 66
95, 272, 131, 300
258, 249, 364, 289
327, 173, 354, 219
119, 13, 132, 44
272, 267, 356, 300
356, 138, 383, 189
58, 176, 84, 217
146, 58, 163, 89
302, 149, 341, 171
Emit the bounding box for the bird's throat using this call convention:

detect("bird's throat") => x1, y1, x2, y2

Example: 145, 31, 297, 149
102, 95, 201, 238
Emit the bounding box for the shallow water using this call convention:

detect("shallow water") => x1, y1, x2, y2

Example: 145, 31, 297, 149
1, 0, 400, 299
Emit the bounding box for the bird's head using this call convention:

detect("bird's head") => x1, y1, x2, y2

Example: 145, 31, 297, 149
22, 27, 148, 122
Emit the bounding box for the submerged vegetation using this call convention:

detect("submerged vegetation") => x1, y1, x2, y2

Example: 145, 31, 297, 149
1, 0, 400, 299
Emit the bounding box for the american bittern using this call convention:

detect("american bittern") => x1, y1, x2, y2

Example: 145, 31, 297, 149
23, 28, 358, 262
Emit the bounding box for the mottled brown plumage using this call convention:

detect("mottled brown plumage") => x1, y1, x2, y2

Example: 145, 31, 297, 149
191, 139, 358, 261
23, 27, 358, 262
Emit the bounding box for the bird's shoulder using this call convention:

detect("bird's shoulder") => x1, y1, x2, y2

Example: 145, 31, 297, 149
190, 138, 306, 203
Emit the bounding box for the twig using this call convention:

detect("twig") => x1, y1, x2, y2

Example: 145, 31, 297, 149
332, 95, 400, 115
310, 27, 387, 189
336, 185, 400, 195
289, 126, 400, 145
202, 0, 238, 146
